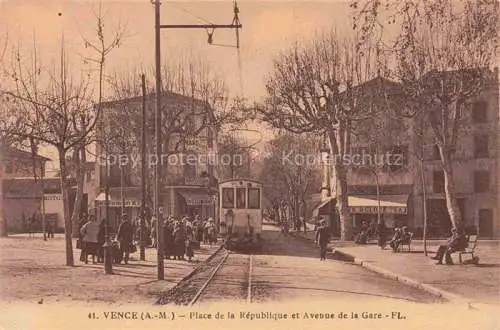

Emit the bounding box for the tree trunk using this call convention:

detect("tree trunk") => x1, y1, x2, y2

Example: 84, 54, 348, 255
58, 148, 74, 266
419, 157, 428, 255
71, 146, 85, 238
375, 172, 381, 224
0, 168, 5, 237
335, 163, 352, 240
440, 146, 463, 231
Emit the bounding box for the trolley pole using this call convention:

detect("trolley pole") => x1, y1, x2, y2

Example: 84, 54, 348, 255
140, 73, 147, 261
152, 0, 242, 281
154, 0, 164, 280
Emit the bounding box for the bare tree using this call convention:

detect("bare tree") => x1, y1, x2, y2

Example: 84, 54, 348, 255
353, 0, 499, 230
1, 40, 95, 265
0, 13, 123, 265
260, 133, 322, 227
257, 31, 386, 240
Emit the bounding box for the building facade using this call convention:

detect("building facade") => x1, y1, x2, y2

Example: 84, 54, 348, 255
95, 92, 218, 228
322, 71, 499, 238
0, 144, 49, 235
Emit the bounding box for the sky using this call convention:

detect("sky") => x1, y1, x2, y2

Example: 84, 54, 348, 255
0, 0, 364, 173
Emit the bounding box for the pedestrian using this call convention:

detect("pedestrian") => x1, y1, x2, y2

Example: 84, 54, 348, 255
47, 218, 55, 238
206, 217, 217, 245
376, 221, 388, 249
185, 220, 195, 262
150, 214, 158, 248
431, 227, 468, 265
173, 220, 186, 260
302, 217, 307, 234
97, 218, 106, 263
314, 219, 330, 260
78, 214, 88, 261
80, 215, 100, 264
117, 214, 134, 264
163, 217, 174, 260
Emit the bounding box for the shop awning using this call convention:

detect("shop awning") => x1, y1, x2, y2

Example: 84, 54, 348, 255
95, 191, 141, 208
312, 197, 336, 218
178, 191, 215, 206
348, 195, 408, 215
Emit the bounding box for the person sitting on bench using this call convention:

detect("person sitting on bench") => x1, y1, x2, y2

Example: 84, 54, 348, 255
390, 226, 411, 252
389, 227, 402, 251
431, 227, 468, 265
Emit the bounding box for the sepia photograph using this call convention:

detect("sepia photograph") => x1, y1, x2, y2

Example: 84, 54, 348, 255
0, 0, 498, 329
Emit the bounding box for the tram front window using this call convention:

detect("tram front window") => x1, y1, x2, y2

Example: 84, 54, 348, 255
236, 188, 246, 209
248, 188, 260, 209
222, 188, 234, 208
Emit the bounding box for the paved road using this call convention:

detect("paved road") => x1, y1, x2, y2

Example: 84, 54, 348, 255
250, 225, 442, 304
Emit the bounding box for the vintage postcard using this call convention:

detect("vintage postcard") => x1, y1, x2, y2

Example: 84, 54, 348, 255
0, 0, 498, 329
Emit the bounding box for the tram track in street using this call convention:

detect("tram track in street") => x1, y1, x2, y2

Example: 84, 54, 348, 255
157, 247, 255, 305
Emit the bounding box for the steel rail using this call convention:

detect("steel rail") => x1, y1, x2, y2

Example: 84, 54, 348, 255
246, 254, 253, 303
188, 249, 231, 306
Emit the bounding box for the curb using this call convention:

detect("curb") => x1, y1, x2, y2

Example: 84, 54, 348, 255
291, 231, 476, 307
334, 248, 475, 305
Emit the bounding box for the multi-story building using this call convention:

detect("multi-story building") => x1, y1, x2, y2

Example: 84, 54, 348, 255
0, 144, 49, 234
95, 92, 218, 228
320, 70, 499, 238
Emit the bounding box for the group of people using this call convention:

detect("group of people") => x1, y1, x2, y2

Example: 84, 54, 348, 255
160, 215, 217, 262
280, 217, 309, 235
313, 217, 469, 266
78, 214, 134, 264
78, 213, 219, 265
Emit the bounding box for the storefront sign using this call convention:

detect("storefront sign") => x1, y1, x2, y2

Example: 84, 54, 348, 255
186, 199, 215, 206
95, 200, 141, 208
349, 206, 407, 215
185, 177, 210, 186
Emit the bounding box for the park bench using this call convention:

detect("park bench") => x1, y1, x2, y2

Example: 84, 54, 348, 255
396, 232, 414, 252
457, 234, 478, 264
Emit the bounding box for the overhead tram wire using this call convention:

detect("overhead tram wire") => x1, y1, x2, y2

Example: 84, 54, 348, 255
233, 0, 244, 98
168, 2, 214, 25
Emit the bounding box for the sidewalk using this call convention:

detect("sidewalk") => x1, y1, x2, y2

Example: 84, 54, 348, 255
0, 234, 221, 306
291, 229, 500, 305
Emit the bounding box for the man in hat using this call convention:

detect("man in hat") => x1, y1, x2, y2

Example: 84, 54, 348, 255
314, 218, 330, 260
117, 214, 134, 264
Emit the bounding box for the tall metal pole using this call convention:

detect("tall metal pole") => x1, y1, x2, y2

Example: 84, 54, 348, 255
140, 73, 147, 261
120, 165, 125, 217
151, 0, 241, 279
154, 0, 164, 280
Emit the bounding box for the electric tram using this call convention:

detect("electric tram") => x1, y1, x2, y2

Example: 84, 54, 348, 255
219, 178, 263, 251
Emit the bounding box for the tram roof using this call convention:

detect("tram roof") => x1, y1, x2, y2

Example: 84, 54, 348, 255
218, 178, 263, 186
